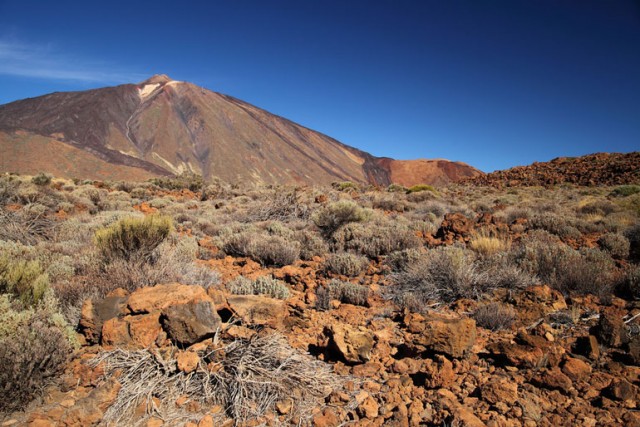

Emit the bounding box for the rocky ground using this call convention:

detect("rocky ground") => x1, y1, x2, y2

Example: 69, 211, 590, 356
1, 173, 639, 426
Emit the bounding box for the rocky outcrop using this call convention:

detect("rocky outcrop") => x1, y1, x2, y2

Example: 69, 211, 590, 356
464, 152, 640, 187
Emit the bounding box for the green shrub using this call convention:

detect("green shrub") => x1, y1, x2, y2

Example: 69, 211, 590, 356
407, 184, 437, 194
324, 252, 369, 276
328, 279, 370, 306
387, 184, 407, 193
0, 295, 72, 412
294, 230, 329, 260
150, 172, 204, 192
597, 233, 630, 259
0, 255, 49, 306
332, 181, 359, 192
95, 215, 173, 262
31, 172, 52, 186
227, 275, 290, 299
611, 185, 640, 197
312, 201, 371, 236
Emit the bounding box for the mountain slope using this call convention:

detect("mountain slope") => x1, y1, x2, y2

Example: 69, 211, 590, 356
0, 75, 480, 185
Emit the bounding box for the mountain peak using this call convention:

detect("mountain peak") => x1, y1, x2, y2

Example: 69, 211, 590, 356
140, 74, 173, 85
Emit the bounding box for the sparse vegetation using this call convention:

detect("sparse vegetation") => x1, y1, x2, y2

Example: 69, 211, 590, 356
95, 215, 173, 262
472, 302, 517, 331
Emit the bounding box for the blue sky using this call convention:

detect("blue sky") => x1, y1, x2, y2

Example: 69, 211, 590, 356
0, 1, 638, 172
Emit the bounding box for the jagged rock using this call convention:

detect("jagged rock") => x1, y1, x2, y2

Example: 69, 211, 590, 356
176, 351, 200, 373
606, 379, 636, 402
594, 308, 629, 348
161, 300, 221, 347
481, 377, 518, 405
561, 357, 592, 381
420, 355, 456, 388
226, 295, 288, 328
574, 335, 601, 360
325, 323, 375, 364
79, 295, 127, 344
509, 285, 567, 325
532, 367, 573, 393
435, 213, 473, 243
127, 283, 209, 314
407, 314, 476, 358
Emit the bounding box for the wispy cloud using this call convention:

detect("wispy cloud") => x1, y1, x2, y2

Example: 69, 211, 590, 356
0, 38, 147, 83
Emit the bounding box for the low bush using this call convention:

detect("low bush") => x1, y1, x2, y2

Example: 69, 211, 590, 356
227, 275, 290, 299
324, 252, 369, 276
294, 230, 329, 260
94, 215, 173, 262
223, 233, 300, 267
150, 172, 204, 192
31, 172, 52, 186
407, 184, 437, 194
597, 233, 630, 259
472, 302, 516, 331
0, 295, 72, 412
328, 279, 370, 306
625, 224, 640, 261
332, 220, 421, 258
513, 231, 619, 296
390, 246, 532, 306
0, 254, 49, 306
611, 185, 640, 197
312, 201, 371, 236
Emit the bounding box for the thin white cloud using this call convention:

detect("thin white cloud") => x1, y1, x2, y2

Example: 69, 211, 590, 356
0, 39, 147, 83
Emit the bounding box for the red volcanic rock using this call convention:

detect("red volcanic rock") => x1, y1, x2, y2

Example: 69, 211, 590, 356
464, 152, 640, 187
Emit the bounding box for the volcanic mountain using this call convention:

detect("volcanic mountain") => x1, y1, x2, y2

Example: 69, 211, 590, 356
0, 75, 481, 185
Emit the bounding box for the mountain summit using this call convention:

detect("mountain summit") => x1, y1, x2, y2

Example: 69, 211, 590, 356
0, 76, 481, 185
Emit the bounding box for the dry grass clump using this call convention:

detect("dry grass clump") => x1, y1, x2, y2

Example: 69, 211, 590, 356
150, 172, 204, 192
95, 215, 173, 262
227, 275, 290, 299
92, 333, 344, 425
469, 229, 511, 256
325, 252, 369, 276
0, 295, 72, 413
472, 302, 517, 331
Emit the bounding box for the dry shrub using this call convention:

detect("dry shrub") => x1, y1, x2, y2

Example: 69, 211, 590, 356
294, 229, 329, 260
384, 248, 424, 272
223, 233, 300, 267
312, 200, 371, 236
0, 295, 72, 413
332, 219, 421, 258
95, 215, 173, 262
246, 188, 310, 221
529, 213, 582, 241
325, 252, 369, 276
227, 275, 290, 299
92, 333, 345, 425
0, 208, 57, 244
624, 224, 640, 261
328, 279, 370, 306
472, 302, 516, 331
514, 230, 619, 296
597, 233, 630, 259
390, 246, 532, 306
